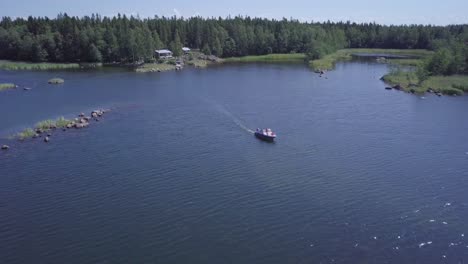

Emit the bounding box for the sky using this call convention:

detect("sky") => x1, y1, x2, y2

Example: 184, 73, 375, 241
2, 0, 467, 25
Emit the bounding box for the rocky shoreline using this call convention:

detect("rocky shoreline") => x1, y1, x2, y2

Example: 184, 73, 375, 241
0, 109, 110, 151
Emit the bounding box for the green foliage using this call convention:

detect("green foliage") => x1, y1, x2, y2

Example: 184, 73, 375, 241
15, 117, 72, 139
0, 60, 79, 70
382, 70, 468, 95
224, 53, 306, 63
201, 43, 212, 55
439, 87, 463, 96
0, 83, 16, 91
423, 42, 467, 76
170, 30, 183, 57
17, 128, 36, 140
35, 120, 56, 130
416, 63, 430, 84
387, 59, 422, 66
135, 62, 175, 72
2, 14, 463, 65
87, 44, 102, 62
309, 48, 432, 71
55, 117, 72, 128
309, 50, 353, 71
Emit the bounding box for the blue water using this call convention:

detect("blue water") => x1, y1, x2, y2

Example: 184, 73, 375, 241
1, 62, 468, 263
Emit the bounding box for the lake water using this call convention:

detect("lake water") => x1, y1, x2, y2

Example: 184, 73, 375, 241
1, 61, 468, 263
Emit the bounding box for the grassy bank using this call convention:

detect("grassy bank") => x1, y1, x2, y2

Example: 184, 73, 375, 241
0, 60, 80, 70
224, 53, 306, 63
16, 117, 72, 140
0, 83, 16, 91
309, 49, 433, 71
387, 58, 423, 67
309, 50, 353, 71
382, 71, 468, 95
136, 63, 176, 73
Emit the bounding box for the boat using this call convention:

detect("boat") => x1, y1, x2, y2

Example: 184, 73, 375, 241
255, 128, 276, 142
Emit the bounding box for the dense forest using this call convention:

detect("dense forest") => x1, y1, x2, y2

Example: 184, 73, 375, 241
0, 14, 467, 74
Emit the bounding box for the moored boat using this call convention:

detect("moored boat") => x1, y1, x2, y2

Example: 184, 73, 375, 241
255, 128, 276, 142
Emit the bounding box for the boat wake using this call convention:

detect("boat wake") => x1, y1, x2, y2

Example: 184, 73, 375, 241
206, 99, 254, 134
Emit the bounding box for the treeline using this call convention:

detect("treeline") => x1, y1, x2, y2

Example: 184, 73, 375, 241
0, 14, 467, 66
420, 40, 468, 76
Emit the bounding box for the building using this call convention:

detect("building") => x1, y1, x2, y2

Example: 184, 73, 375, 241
182, 47, 191, 54
155, 49, 173, 59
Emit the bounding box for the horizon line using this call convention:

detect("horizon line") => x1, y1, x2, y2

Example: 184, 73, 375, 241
2, 13, 467, 27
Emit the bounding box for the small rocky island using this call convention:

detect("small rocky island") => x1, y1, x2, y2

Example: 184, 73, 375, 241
15, 109, 110, 143
48, 78, 65, 84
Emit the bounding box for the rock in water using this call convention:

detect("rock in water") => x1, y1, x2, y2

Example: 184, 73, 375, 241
393, 84, 403, 90
44, 136, 50, 143
1, 145, 9, 150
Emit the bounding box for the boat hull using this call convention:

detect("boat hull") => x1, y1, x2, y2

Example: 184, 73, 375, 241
255, 132, 276, 142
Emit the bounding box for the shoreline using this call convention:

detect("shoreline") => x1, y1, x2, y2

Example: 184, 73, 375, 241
224, 53, 306, 63
309, 48, 433, 71
381, 72, 468, 96
1, 49, 467, 97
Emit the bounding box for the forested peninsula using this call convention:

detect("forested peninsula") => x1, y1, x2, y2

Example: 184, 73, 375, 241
1, 14, 467, 94
0, 14, 466, 64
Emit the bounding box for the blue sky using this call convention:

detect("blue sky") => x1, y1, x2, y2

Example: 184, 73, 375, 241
2, 0, 467, 25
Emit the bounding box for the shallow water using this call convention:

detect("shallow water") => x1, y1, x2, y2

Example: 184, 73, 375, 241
1, 62, 468, 263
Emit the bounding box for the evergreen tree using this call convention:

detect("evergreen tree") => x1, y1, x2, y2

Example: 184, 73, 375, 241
170, 30, 183, 57
87, 43, 102, 62
0, 13, 465, 71
202, 43, 212, 55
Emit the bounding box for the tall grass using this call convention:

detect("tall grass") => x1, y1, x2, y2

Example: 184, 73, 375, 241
224, 53, 306, 63
309, 48, 433, 71
55, 117, 71, 128
382, 71, 467, 95
17, 128, 36, 140
387, 59, 423, 66
0, 83, 16, 91
344, 48, 433, 57
14, 117, 72, 139
136, 63, 176, 72
35, 120, 56, 130
0, 60, 80, 70
309, 50, 352, 71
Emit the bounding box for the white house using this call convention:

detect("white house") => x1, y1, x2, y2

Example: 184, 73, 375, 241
155, 49, 173, 59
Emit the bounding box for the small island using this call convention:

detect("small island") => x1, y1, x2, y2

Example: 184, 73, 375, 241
0, 83, 17, 91
15, 109, 109, 141
48, 78, 65, 84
